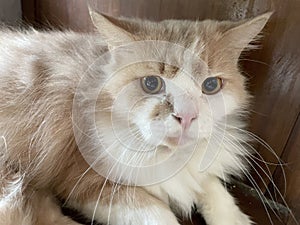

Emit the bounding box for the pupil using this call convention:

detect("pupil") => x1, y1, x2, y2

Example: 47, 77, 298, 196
204, 77, 217, 91
145, 76, 158, 91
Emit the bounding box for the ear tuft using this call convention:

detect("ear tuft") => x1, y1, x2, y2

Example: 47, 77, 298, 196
218, 12, 273, 61
88, 8, 135, 47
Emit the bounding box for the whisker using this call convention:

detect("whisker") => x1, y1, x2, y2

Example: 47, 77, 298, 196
63, 157, 98, 206
216, 122, 287, 196
88, 130, 144, 224
104, 139, 151, 224
227, 153, 276, 225
215, 130, 296, 223
239, 58, 272, 67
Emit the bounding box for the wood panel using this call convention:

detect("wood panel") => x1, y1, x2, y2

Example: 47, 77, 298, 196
271, 113, 300, 224
21, 0, 35, 23
0, 0, 22, 25
243, 0, 300, 193
23, 0, 272, 30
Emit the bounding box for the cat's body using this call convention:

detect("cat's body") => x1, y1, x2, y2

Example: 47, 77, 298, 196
0, 12, 272, 225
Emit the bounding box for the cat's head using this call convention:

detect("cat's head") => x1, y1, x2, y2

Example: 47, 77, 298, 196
77, 11, 271, 184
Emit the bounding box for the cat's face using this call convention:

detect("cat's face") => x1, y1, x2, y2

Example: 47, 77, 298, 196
103, 49, 247, 150
82, 12, 271, 184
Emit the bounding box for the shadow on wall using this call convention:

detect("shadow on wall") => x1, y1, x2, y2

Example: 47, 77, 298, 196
0, 0, 22, 25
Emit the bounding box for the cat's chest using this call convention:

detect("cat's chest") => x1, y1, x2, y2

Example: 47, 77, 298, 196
144, 162, 206, 213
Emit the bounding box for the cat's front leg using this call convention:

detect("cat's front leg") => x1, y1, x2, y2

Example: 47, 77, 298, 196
73, 187, 180, 225
0, 188, 83, 225
197, 176, 252, 225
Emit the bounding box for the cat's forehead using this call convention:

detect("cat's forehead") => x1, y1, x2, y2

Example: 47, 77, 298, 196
134, 60, 207, 81
148, 62, 179, 79
129, 19, 210, 46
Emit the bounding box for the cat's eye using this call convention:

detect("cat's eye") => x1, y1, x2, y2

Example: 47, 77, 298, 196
201, 77, 223, 95
141, 76, 165, 94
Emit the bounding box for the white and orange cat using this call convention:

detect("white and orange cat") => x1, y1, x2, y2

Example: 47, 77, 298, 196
0, 10, 272, 225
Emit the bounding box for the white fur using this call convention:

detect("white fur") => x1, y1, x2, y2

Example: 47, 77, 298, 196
76, 201, 180, 225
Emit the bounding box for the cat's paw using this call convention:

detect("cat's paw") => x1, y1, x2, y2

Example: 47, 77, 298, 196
233, 211, 253, 225
217, 211, 252, 225
205, 210, 252, 225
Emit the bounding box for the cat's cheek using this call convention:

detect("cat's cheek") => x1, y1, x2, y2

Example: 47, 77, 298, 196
145, 120, 167, 146
222, 94, 239, 115
205, 92, 238, 120
133, 116, 167, 146
163, 116, 182, 137
189, 120, 209, 140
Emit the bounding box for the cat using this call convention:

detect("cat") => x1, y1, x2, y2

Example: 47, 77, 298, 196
0, 9, 272, 225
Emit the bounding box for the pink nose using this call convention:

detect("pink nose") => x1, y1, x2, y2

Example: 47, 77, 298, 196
172, 112, 197, 129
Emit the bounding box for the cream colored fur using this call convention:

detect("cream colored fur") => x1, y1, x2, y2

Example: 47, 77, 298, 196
0, 11, 272, 225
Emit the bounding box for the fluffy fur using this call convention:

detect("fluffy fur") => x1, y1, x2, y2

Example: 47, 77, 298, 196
0, 11, 271, 225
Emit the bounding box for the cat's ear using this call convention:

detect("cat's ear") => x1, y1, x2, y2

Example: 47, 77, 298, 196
217, 12, 272, 61
89, 9, 135, 48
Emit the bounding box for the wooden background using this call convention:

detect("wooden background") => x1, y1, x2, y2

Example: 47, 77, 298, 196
0, 0, 22, 25
21, 0, 300, 224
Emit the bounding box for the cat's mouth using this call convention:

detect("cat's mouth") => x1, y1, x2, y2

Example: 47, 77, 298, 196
165, 134, 194, 147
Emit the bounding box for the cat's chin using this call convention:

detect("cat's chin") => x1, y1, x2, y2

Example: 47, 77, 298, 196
164, 135, 196, 148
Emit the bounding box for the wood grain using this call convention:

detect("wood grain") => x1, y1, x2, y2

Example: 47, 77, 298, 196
271, 113, 300, 224
242, 0, 300, 192
21, 0, 36, 23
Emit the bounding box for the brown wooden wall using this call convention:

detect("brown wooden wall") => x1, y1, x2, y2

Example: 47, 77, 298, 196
22, 0, 300, 224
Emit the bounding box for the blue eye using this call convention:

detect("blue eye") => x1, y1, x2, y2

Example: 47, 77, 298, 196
202, 77, 223, 95
141, 76, 164, 94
